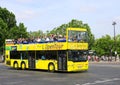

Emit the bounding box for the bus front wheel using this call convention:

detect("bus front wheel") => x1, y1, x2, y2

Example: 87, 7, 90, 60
48, 63, 55, 72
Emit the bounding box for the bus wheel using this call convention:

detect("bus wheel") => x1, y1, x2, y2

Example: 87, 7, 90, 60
13, 62, 18, 69
21, 62, 26, 70
48, 63, 55, 72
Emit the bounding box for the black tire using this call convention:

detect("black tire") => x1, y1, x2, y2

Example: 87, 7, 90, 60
13, 62, 19, 69
48, 63, 55, 72
21, 62, 26, 70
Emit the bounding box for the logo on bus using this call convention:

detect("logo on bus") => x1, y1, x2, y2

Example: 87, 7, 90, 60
45, 44, 64, 50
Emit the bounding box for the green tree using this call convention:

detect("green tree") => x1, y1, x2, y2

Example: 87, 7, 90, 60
28, 30, 43, 38
0, 7, 17, 54
0, 7, 16, 30
0, 7, 28, 54
9, 23, 28, 39
116, 34, 120, 57
92, 35, 113, 57
0, 18, 8, 53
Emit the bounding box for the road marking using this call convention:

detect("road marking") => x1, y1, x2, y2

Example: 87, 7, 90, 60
76, 78, 120, 85
3, 81, 24, 85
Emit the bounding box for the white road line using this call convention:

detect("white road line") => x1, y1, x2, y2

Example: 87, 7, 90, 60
4, 81, 24, 85
76, 78, 120, 85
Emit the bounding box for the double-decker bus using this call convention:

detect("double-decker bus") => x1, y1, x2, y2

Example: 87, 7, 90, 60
5, 28, 89, 72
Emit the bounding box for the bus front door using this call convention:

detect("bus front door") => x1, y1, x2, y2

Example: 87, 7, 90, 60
28, 52, 35, 69
58, 51, 67, 71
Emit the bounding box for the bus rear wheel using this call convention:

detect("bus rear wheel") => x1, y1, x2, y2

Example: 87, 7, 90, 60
48, 63, 55, 72
21, 62, 26, 70
13, 62, 18, 69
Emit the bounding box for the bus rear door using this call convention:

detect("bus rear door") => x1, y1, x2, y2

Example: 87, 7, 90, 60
28, 51, 35, 69
58, 51, 67, 71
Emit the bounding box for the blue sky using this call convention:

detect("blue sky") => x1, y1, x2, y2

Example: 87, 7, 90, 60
0, 0, 120, 38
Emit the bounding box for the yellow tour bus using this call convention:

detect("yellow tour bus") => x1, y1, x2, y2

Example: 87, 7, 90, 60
5, 28, 89, 72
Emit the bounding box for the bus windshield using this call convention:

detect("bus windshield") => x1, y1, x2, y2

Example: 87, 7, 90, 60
68, 50, 88, 62
68, 30, 88, 42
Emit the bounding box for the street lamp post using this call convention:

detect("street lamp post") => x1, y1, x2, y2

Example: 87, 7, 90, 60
112, 21, 117, 61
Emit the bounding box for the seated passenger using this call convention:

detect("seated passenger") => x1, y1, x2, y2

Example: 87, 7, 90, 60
57, 35, 65, 42
45, 36, 50, 42
53, 35, 58, 41
73, 35, 77, 42
68, 36, 73, 42
41, 55, 45, 60
41, 36, 46, 42
22, 38, 28, 44
36, 36, 41, 42
49, 34, 54, 41
77, 34, 82, 42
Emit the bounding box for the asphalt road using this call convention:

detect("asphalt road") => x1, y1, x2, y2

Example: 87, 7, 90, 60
0, 62, 120, 85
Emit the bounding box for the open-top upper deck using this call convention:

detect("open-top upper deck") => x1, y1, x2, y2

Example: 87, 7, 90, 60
5, 28, 88, 51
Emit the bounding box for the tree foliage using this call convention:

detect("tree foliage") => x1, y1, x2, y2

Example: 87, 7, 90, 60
92, 35, 113, 56
28, 30, 43, 38
92, 34, 120, 57
116, 34, 120, 56
9, 23, 28, 39
0, 7, 16, 29
0, 7, 28, 54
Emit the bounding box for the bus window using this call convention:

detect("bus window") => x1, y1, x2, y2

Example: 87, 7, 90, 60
36, 51, 57, 60
68, 31, 88, 42
20, 51, 28, 59
36, 51, 42, 60
10, 51, 20, 59
46, 51, 57, 60
68, 51, 87, 62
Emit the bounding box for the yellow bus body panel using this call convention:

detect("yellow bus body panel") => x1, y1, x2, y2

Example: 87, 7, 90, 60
67, 28, 87, 31
67, 61, 89, 72
36, 60, 57, 70
68, 43, 88, 50
16, 43, 67, 51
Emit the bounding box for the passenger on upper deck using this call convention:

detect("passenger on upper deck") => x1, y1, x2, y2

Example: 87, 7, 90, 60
41, 36, 46, 42
49, 34, 54, 41
53, 35, 58, 41
45, 36, 50, 41
36, 36, 41, 42
77, 34, 82, 42
68, 35, 73, 42
12, 33, 67, 44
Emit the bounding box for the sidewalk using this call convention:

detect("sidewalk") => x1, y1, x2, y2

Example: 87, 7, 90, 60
89, 61, 120, 64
